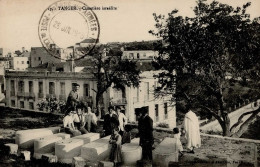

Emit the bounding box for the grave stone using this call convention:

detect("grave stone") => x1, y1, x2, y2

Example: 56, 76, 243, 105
121, 138, 142, 166
81, 135, 111, 162
42, 153, 58, 163
34, 135, 62, 155
4, 143, 18, 155
72, 157, 86, 167
98, 161, 114, 167
15, 129, 53, 149
73, 133, 100, 144
21, 151, 31, 161
55, 138, 85, 164
153, 137, 178, 167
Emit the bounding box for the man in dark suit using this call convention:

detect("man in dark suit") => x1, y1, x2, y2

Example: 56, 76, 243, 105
103, 106, 119, 136
138, 109, 154, 161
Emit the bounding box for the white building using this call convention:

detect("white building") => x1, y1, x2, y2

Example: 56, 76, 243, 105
122, 50, 158, 61
5, 69, 176, 128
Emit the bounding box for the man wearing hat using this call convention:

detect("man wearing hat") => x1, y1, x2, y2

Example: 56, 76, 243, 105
65, 83, 80, 113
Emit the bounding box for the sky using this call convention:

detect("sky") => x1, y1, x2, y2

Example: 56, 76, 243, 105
0, 0, 259, 52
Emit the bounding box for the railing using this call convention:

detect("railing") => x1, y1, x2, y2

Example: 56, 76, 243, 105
46, 94, 57, 99
5, 71, 94, 79
29, 92, 35, 98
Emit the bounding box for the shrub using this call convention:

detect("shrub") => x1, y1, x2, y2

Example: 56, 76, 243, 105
37, 97, 66, 113
157, 122, 169, 128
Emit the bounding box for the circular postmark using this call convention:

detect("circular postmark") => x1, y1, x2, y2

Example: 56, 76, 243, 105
38, 0, 100, 60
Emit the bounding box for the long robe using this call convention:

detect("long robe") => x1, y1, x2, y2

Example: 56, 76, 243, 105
184, 110, 201, 150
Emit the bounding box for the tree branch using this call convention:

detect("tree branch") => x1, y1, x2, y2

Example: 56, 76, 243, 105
200, 105, 223, 124
231, 107, 260, 137
230, 107, 260, 133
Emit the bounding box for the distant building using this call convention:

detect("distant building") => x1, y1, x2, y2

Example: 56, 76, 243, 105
30, 47, 68, 67
122, 50, 158, 61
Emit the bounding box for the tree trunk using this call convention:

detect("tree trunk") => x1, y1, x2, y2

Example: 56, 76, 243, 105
95, 92, 101, 117
221, 119, 231, 136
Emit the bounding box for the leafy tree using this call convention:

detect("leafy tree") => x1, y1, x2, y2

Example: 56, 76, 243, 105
86, 45, 140, 116
150, 0, 260, 136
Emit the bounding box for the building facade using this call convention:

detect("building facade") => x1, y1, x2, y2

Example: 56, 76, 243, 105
30, 47, 66, 67
5, 70, 176, 128
122, 50, 158, 61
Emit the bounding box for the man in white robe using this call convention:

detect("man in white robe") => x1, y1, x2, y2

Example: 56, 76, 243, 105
184, 110, 201, 153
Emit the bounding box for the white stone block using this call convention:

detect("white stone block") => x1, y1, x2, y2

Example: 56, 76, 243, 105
72, 157, 86, 167
15, 129, 53, 149
55, 138, 84, 164
34, 135, 62, 154
4, 143, 18, 155
130, 137, 140, 144
73, 133, 100, 144
153, 137, 178, 167
54, 133, 70, 139
21, 151, 31, 161
121, 138, 142, 166
81, 136, 111, 162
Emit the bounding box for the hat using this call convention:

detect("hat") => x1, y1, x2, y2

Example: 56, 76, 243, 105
73, 83, 80, 87
173, 127, 179, 134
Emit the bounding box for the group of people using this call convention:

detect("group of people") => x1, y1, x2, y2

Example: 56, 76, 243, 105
62, 84, 201, 165
63, 84, 98, 137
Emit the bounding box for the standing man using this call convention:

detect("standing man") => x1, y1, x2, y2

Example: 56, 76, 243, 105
103, 106, 119, 136
115, 106, 127, 136
138, 109, 154, 161
183, 108, 201, 153
66, 83, 80, 112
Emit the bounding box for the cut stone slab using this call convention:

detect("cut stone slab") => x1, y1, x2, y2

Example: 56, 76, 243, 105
4, 143, 18, 155
42, 153, 58, 163
121, 138, 142, 166
98, 161, 114, 167
73, 133, 100, 144
21, 151, 31, 161
34, 135, 62, 154
72, 157, 86, 167
153, 137, 178, 167
55, 138, 85, 164
15, 129, 53, 149
53, 133, 70, 139
81, 135, 111, 162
